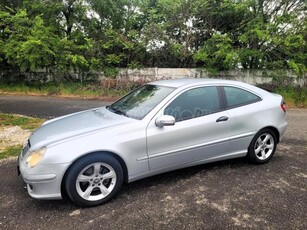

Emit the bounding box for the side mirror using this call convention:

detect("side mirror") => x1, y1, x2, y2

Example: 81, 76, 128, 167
155, 115, 175, 127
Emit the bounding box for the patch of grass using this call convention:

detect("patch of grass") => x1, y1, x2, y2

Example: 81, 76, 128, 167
0, 114, 45, 130
275, 86, 307, 108
0, 145, 22, 160
0, 82, 129, 99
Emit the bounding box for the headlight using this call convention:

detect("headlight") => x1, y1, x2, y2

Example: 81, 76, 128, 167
26, 147, 47, 168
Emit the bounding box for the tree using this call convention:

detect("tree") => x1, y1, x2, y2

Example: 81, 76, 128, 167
193, 0, 306, 73
2, 10, 59, 71
237, 0, 306, 72
0, 0, 306, 81
194, 33, 238, 71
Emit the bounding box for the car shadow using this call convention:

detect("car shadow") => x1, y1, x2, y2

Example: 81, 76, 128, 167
30, 156, 281, 210
118, 157, 250, 196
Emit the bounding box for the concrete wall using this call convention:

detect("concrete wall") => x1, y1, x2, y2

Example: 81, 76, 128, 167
1, 67, 305, 86
116, 68, 305, 86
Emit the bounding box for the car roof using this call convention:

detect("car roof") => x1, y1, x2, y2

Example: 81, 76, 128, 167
149, 78, 269, 96
149, 78, 248, 88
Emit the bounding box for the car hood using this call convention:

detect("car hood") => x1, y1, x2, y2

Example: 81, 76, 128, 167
29, 107, 134, 148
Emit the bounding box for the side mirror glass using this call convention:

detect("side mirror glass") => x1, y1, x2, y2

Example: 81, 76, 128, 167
155, 115, 175, 127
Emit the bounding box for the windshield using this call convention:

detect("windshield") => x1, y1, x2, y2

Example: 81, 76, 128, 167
107, 84, 174, 120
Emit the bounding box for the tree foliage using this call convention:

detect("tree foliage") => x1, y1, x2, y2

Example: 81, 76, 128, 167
0, 0, 306, 81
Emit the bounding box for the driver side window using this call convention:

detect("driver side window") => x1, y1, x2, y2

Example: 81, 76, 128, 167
164, 86, 220, 122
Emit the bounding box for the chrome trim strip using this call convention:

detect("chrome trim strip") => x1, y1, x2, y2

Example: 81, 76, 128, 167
201, 150, 247, 161
229, 132, 255, 141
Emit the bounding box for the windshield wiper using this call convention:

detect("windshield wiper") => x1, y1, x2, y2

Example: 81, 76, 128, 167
106, 105, 129, 117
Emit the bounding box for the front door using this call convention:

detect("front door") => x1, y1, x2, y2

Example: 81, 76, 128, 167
146, 86, 231, 170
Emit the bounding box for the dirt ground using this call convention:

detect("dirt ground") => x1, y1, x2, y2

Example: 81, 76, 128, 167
0, 109, 306, 230
0, 126, 30, 152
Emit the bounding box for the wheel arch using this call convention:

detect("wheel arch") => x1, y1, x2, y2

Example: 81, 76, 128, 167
259, 126, 280, 143
61, 151, 129, 199
247, 126, 280, 164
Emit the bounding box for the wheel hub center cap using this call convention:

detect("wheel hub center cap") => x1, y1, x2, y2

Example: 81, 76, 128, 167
93, 178, 100, 183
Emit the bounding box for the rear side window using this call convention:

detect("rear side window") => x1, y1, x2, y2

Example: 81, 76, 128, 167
223, 86, 261, 108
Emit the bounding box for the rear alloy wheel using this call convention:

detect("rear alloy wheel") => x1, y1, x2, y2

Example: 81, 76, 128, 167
248, 129, 277, 164
65, 154, 123, 207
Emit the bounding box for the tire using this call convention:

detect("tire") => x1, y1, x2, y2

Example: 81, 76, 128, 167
248, 129, 277, 164
65, 153, 123, 207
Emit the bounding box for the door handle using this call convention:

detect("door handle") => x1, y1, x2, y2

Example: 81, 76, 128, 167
216, 116, 229, 122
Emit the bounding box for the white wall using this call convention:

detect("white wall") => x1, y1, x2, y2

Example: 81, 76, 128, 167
114, 68, 304, 86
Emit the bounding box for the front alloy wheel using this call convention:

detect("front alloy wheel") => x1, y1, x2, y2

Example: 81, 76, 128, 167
248, 129, 277, 164
65, 153, 123, 207
76, 162, 117, 201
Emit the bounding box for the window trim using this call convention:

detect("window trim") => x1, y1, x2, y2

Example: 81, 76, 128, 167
220, 86, 262, 109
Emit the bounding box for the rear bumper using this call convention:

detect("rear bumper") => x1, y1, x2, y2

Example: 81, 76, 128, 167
278, 121, 288, 142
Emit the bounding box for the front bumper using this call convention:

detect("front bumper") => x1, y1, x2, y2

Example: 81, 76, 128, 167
18, 155, 69, 200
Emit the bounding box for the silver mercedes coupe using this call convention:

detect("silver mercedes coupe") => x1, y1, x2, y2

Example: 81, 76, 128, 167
18, 79, 287, 206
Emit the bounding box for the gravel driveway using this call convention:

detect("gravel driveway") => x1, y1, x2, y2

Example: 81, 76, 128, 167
0, 108, 306, 230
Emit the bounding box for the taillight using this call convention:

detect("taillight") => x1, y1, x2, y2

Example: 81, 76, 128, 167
281, 99, 286, 113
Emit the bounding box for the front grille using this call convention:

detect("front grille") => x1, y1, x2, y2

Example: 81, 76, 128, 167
22, 140, 31, 157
